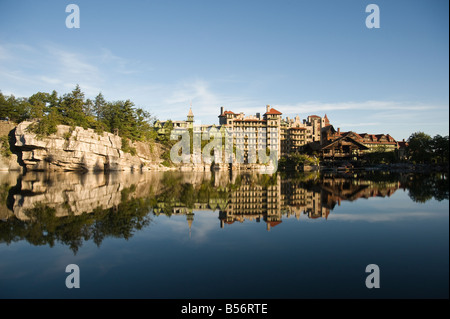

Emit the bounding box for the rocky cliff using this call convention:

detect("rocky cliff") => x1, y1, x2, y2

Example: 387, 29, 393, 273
13, 121, 163, 172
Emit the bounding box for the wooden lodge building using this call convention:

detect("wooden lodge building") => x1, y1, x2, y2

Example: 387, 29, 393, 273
318, 125, 398, 160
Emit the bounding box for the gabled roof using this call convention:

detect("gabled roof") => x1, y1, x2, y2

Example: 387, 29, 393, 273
264, 108, 282, 115
357, 132, 397, 143
320, 135, 369, 151
223, 110, 236, 115
341, 131, 362, 139
321, 125, 336, 134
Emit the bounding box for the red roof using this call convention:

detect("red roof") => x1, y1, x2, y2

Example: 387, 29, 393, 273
309, 115, 320, 118
264, 108, 282, 115
223, 111, 236, 115
356, 132, 397, 143
267, 221, 282, 227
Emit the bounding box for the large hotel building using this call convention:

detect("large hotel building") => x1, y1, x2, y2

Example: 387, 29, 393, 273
154, 105, 398, 162
218, 105, 331, 159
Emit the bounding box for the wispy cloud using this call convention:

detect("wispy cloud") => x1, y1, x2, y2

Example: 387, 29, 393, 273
99, 48, 150, 75
157, 79, 260, 120
275, 100, 439, 114
0, 42, 147, 98
335, 122, 380, 127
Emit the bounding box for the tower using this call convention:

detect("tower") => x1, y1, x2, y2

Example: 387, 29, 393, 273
187, 102, 194, 128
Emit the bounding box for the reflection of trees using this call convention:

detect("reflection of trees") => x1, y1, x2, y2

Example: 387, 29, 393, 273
403, 173, 449, 203
0, 186, 152, 254
153, 173, 230, 215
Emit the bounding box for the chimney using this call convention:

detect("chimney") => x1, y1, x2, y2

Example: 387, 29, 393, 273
266, 104, 270, 113
337, 127, 340, 135
220, 106, 224, 115
256, 112, 260, 119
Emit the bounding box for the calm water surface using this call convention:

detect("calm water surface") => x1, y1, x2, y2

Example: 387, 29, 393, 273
0, 170, 448, 298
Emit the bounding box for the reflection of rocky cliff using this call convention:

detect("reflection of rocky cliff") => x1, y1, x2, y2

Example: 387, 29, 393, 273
1, 171, 218, 221
0, 172, 20, 220
12, 172, 153, 220
0, 171, 219, 253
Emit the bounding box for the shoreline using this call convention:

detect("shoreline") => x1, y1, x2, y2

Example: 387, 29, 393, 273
1, 162, 448, 174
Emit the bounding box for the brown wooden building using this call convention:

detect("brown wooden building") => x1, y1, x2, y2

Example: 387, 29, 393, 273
320, 136, 369, 159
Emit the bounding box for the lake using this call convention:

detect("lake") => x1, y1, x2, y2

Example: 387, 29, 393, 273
0, 170, 448, 299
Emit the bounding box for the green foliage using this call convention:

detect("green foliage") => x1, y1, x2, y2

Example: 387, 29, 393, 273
0, 135, 12, 158
279, 153, 319, 171
63, 131, 72, 141
0, 182, 11, 204
0, 92, 31, 123
403, 173, 449, 203
362, 150, 396, 164
121, 137, 137, 156
407, 132, 433, 163
0, 86, 158, 143
162, 160, 171, 167
407, 132, 449, 164
431, 135, 449, 164
156, 120, 175, 146
28, 108, 59, 136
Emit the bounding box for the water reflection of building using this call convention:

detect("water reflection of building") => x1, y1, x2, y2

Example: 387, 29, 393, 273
218, 174, 400, 230
219, 175, 282, 231
319, 176, 400, 211
1, 171, 401, 232
281, 181, 330, 220
148, 172, 400, 231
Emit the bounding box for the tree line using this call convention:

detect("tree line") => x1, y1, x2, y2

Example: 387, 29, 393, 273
0, 85, 158, 143
407, 132, 449, 164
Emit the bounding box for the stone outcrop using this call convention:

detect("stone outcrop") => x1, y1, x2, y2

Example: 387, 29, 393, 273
0, 121, 22, 172
14, 121, 161, 172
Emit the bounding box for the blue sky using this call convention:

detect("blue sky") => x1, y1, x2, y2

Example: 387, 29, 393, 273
0, 0, 448, 140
